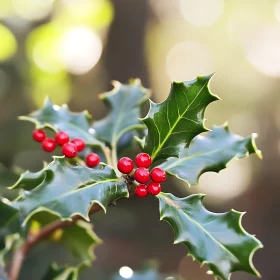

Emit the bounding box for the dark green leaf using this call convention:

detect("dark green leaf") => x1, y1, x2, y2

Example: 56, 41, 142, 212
157, 192, 262, 280
31, 212, 101, 268
0, 200, 22, 266
159, 125, 262, 186
142, 75, 218, 163
94, 79, 149, 147
42, 264, 78, 280
19, 97, 103, 147
12, 157, 128, 223
0, 199, 18, 228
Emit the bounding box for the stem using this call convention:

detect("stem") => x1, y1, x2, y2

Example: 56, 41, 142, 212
111, 141, 118, 171
101, 146, 113, 166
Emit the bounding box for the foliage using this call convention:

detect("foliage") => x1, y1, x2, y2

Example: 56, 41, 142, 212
0, 75, 262, 280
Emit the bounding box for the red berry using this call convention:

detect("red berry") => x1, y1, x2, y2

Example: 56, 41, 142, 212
134, 167, 150, 183
32, 129, 46, 142
86, 153, 100, 167
150, 167, 166, 183
55, 131, 70, 146
135, 184, 149, 197
135, 153, 152, 168
62, 143, 78, 158
147, 182, 161, 196
71, 138, 85, 152
117, 157, 134, 174
42, 138, 56, 152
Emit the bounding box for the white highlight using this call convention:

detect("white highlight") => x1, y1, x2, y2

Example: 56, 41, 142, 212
119, 266, 133, 279
59, 27, 102, 75
179, 0, 224, 27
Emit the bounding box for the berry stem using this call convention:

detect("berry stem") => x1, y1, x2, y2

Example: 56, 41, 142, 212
101, 146, 113, 167
111, 141, 119, 173
73, 157, 86, 166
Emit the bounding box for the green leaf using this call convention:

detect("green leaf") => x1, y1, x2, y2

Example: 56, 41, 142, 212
159, 125, 262, 186
0, 199, 18, 228
11, 157, 128, 223
0, 200, 22, 267
157, 192, 262, 280
142, 75, 219, 163
93, 79, 149, 147
42, 264, 78, 280
19, 97, 103, 147
31, 212, 101, 268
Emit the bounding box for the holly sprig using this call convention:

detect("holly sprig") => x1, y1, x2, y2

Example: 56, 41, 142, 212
0, 76, 262, 280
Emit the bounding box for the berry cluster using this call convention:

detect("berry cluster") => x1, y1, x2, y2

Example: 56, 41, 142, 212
32, 129, 100, 167
117, 153, 166, 197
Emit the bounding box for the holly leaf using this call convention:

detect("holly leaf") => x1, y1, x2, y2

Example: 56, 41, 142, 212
142, 75, 218, 163
93, 79, 149, 147
30, 211, 101, 267
0, 199, 18, 228
157, 193, 262, 280
11, 157, 128, 223
159, 125, 262, 186
42, 264, 78, 280
19, 97, 103, 147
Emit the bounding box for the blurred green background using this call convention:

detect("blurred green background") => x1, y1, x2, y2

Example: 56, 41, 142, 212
0, 0, 279, 279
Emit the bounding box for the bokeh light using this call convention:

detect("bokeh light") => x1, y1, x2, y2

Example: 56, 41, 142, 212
119, 266, 133, 279
12, 0, 54, 21
191, 159, 253, 202
275, 0, 280, 23
166, 41, 214, 81
0, 24, 17, 61
179, 0, 224, 27
0, 1, 13, 19
242, 25, 280, 77
58, 27, 102, 75
56, 0, 114, 29
30, 67, 71, 107
26, 23, 64, 73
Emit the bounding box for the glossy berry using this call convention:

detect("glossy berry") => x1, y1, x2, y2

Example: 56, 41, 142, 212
135, 184, 149, 197
150, 167, 166, 183
117, 157, 134, 174
32, 129, 46, 142
71, 138, 85, 152
55, 131, 70, 146
147, 182, 161, 196
135, 153, 152, 168
134, 167, 150, 183
42, 138, 56, 152
86, 153, 100, 167
62, 143, 78, 158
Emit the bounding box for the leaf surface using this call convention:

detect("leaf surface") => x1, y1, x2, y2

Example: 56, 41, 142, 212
94, 79, 149, 147
160, 125, 262, 186
12, 157, 128, 223
143, 75, 218, 163
19, 97, 103, 146
42, 264, 78, 280
157, 192, 262, 280
31, 211, 101, 267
